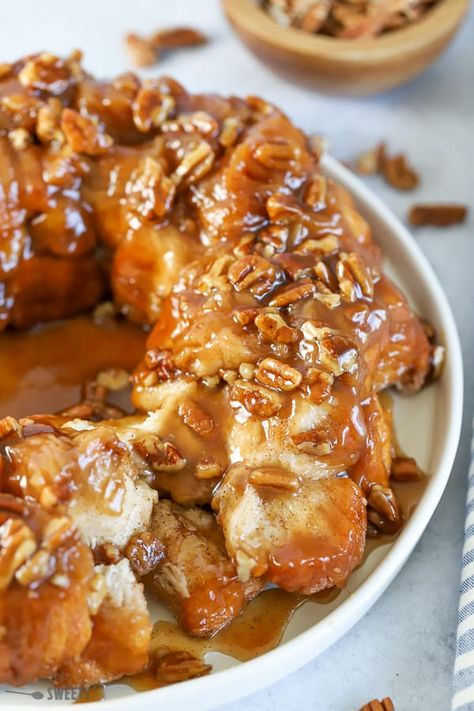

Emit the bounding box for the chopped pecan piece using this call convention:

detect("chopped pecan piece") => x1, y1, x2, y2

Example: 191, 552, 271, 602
61, 108, 113, 155
354, 142, 385, 175
132, 86, 176, 132
153, 650, 212, 684
0, 62, 12, 79
380, 145, 419, 191
232, 307, 259, 327
8, 128, 32, 150
408, 203, 467, 227
353, 142, 419, 190
249, 467, 300, 493
194, 458, 223, 480
0, 519, 37, 591
230, 380, 282, 418
178, 400, 214, 437
172, 141, 215, 185
125, 531, 165, 577
18, 53, 72, 94
124, 33, 158, 67
390, 456, 423, 482
219, 116, 243, 147
359, 698, 395, 711
125, 27, 207, 68
36, 98, 64, 144
305, 367, 334, 403
255, 312, 298, 344
0, 416, 22, 441
150, 27, 208, 52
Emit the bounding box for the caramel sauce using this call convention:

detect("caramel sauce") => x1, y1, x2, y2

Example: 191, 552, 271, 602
0, 314, 429, 700
75, 686, 105, 704
362, 475, 429, 562
0, 316, 147, 418
151, 588, 302, 662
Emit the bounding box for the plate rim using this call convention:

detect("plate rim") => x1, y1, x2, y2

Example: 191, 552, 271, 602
3, 154, 463, 711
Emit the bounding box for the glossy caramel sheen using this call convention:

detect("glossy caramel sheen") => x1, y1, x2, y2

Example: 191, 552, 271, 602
0, 316, 147, 418
0, 52, 437, 690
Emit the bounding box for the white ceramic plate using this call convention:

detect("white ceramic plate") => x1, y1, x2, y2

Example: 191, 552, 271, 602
2, 155, 463, 711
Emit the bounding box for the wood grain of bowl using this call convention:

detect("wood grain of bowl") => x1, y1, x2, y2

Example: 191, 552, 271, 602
222, 0, 470, 95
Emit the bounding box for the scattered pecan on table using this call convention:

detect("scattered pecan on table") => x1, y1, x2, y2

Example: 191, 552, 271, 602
354, 142, 419, 191
261, 0, 438, 38
408, 203, 468, 227
125, 27, 207, 67
359, 697, 395, 711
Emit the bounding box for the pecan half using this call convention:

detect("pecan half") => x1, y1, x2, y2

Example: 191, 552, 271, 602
304, 174, 327, 208
367, 485, 402, 534
408, 203, 467, 227
8, 128, 32, 150
336, 251, 374, 302
219, 116, 243, 147
228, 255, 278, 296
254, 141, 299, 170
268, 280, 316, 308
133, 436, 186, 472
255, 357, 302, 391
0, 63, 12, 79
354, 142, 385, 175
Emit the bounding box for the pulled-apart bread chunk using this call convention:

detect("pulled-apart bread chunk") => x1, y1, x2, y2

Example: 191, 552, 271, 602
0, 494, 94, 685
0, 415, 158, 552
55, 559, 151, 687
144, 500, 263, 637
213, 465, 366, 592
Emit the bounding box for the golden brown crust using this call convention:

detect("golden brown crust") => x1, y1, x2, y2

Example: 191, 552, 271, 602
0, 494, 94, 686
145, 500, 263, 637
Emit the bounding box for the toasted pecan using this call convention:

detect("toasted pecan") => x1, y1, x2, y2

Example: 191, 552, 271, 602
408, 203, 467, 227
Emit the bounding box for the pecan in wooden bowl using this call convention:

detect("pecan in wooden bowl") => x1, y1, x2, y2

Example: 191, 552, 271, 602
222, 0, 468, 95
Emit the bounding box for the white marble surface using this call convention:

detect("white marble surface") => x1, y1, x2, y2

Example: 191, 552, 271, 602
2, 2, 473, 708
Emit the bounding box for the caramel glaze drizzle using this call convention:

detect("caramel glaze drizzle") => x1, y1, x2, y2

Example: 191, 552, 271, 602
0, 52, 436, 698
0, 315, 427, 702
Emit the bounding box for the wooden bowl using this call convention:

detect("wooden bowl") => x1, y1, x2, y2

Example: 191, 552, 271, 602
222, 0, 469, 95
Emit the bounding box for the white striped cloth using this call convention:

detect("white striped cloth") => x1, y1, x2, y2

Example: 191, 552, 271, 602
453, 422, 474, 710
